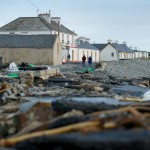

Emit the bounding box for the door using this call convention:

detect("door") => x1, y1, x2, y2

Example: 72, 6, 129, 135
72, 50, 74, 62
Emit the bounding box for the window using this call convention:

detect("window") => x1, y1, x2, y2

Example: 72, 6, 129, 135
72, 36, 74, 45
111, 52, 114, 57
62, 34, 64, 41
67, 35, 69, 42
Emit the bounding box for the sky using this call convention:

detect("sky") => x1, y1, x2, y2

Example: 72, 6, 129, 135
0, 0, 150, 51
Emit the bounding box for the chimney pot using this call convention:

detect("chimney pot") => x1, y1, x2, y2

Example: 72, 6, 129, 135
38, 13, 51, 23
123, 41, 127, 45
107, 39, 112, 43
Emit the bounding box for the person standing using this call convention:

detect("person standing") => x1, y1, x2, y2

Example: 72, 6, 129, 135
82, 55, 86, 67
88, 56, 92, 67
67, 54, 71, 63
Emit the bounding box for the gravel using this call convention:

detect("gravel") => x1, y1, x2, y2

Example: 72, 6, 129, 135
50, 59, 150, 80
104, 59, 150, 79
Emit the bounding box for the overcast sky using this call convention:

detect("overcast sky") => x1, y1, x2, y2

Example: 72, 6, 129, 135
0, 0, 150, 51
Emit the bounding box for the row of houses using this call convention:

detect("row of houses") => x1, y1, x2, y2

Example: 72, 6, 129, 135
0, 13, 149, 65
68, 37, 149, 62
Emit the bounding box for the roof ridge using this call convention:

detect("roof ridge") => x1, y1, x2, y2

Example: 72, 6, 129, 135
61, 24, 77, 35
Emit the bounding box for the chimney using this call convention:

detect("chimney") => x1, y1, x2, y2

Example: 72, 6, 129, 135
123, 41, 127, 45
134, 47, 138, 50
78, 37, 86, 42
51, 17, 61, 25
76, 39, 80, 46
38, 13, 51, 23
85, 38, 90, 43
114, 40, 118, 44
107, 39, 112, 43
130, 46, 133, 49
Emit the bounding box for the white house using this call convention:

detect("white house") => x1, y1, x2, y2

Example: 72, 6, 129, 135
142, 51, 149, 58
69, 37, 100, 62
134, 49, 149, 59
112, 42, 134, 59
92, 42, 119, 61
0, 13, 77, 63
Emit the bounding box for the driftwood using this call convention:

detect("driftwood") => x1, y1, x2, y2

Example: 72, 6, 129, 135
18, 67, 48, 71
14, 110, 85, 136
115, 96, 143, 102
63, 83, 103, 92
14, 130, 150, 150
0, 121, 100, 147
1, 105, 150, 147
51, 99, 120, 114
48, 78, 79, 83
35, 78, 80, 87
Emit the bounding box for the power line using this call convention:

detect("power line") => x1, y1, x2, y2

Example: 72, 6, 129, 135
27, 0, 44, 14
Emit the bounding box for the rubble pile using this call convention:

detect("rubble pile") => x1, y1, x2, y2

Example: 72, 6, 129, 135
0, 60, 150, 149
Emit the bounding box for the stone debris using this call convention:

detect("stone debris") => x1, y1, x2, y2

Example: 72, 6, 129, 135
0, 60, 150, 149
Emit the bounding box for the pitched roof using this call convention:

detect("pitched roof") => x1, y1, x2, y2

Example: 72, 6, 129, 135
0, 34, 57, 48
77, 40, 99, 51
112, 43, 133, 53
92, 44, 108, 51
92, 43, 117, 52
0, 17, 77, 35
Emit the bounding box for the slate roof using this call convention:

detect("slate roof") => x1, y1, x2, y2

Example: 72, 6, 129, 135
112, 43, 133, 53
0, 17, 77, 35
0, 34, 57, 48
92, 44, 108, 51
77, 40, 99, 51
92, 43, 134, 53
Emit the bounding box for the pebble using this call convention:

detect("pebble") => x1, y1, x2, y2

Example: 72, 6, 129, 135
104, 59, 150, 79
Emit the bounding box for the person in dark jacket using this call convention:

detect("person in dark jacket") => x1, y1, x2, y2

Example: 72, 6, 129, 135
67, 54, 71, 63
82, 55, 86, 67
88, 56, 92, 66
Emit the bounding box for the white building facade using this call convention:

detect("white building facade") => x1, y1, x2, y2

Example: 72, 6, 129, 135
92, 43, 119, 61
69, 37, 100, 62
100, 44, 118, 61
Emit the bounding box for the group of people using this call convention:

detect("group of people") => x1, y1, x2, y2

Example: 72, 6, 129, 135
82, 55, 92, 67
66, 54, 92, 67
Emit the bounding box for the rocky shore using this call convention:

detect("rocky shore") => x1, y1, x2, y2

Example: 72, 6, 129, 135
0, 59, 150, 150
53, 59, 150, 80
104, 59, 150, 79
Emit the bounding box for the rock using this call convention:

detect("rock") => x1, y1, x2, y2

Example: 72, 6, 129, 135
6, 94, 18, 100
62, 109, 84, 118
143, 90, 150, 101
1, 97, 6, 104
5, 89, 13, 95
20, 72, 34, 87
19, 93, 26, 97
3, 92, 9, 98
132, 79, 149, 87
